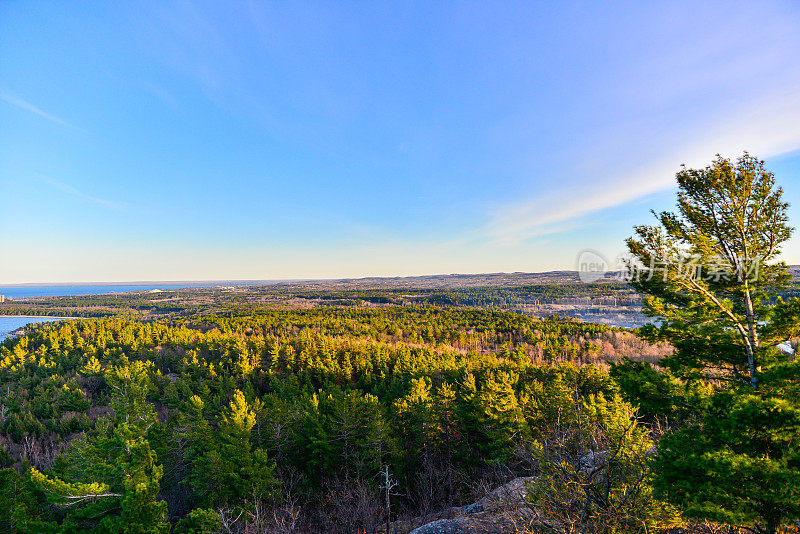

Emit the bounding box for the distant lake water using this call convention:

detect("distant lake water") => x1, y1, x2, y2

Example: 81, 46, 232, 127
0, 283, 232, 342
0, 316, 65, 342
0, 283, 213, 299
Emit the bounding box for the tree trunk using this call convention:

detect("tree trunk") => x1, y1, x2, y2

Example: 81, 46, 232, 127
743, 281, 760, 389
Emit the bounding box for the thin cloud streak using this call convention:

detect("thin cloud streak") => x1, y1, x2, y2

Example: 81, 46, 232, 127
38, 175, 122, 209
0, 92, 85, 132
485, 3, 800, 247
487, 88, 800, 245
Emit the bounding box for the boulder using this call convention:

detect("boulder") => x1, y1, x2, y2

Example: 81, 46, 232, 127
406, 477, 539, 534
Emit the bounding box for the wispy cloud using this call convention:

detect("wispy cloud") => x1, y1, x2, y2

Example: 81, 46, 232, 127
38, 175, 122, 209
0, 91, 85, 132
487, 83, 800, 245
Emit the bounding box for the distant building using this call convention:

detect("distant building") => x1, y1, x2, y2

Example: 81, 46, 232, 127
0, 295, 4, 303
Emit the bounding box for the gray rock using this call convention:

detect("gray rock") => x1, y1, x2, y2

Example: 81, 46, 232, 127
408, 477, 539, 534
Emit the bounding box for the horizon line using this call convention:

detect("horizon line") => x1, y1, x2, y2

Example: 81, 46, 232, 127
3, 265, 799, 287
0, 270, 591, 287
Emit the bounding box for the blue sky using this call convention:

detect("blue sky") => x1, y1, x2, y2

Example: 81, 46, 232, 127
2, 1, 800, 283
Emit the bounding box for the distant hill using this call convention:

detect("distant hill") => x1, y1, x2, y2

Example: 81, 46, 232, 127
269, 265, 800, 291
276, 271, 592, 290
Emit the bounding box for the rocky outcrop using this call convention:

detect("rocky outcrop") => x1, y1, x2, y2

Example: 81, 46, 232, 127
405, 477, 539, 534
398, 449, 634, 533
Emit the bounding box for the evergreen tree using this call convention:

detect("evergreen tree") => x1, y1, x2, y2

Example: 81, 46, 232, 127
0, 467, 41, 533
627, 154, 800, 533
183, 390, 277, 510
477, 370, 528, 461
28, 359, 169, 533
654, 393, 800, 534
626, 153, 795, 388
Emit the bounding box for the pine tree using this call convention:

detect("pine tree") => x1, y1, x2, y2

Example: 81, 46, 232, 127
654, 393, 800, 534
28, 359, 169, 533
184, 390, 277, 510
627, 154, 800, 533
626, 153, 795, 388
478, 370, 528, 461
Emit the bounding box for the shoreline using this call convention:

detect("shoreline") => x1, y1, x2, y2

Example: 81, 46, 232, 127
0, 315, 75, 319
0, 316, 74, 340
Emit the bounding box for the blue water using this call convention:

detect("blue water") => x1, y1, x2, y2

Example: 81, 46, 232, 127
0, 283, 218, 299
0, 316, 65, 342
0, 283, 230, 341
0, 282, 269, 342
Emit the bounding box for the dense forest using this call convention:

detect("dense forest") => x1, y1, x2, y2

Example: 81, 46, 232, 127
0, 302, 795, 533
0, 282, 648, 319
0, 308, 675, 532
1, 155, 799, 534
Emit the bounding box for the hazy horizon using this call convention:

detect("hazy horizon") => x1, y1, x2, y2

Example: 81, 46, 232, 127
0, 268, 610, 287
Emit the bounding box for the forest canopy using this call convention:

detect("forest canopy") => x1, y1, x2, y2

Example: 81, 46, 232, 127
0, 155, 798, 534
